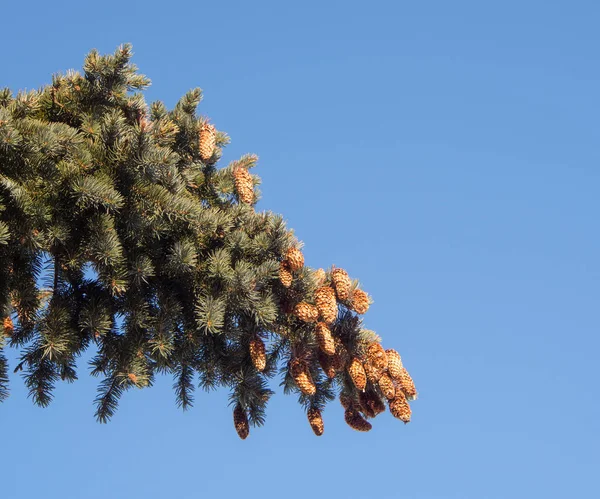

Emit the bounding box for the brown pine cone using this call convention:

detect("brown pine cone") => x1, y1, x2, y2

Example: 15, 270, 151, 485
290, 359, 316, 396
249, 336, 266, 371
307, 408, 324, 436
331, 268, 351, 300
279, 260, 293, 288
286, 247, 304, 271
389, 391, 412, 423
347, 358, 367, 391
233, 403, 250, 439
314, 322, 335, 355
314, 286, 337, 324
344, 408, 372, 432
350, 288, 370, 314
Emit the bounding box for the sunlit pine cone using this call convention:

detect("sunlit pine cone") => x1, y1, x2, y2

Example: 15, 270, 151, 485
233, 168, 254, 204
294, 302, 319, 323
314, 322, 335, 355
331, 268, 351, 301
397, 367, 417, 400
377, 373, 396, 399
307, 408, 324, 436
286, 247, 304, 272
249, 336, 266, 371
279, 261, 293, 288
389, 391, 412, 423
199, 123, 216, 161
314, 286, 337, 324
385, 349, 404, 380
290, 358, 316, 396
350, 288, 370, 314
364, 362, 384, 384
347, 358, 367, 391
367, 342, 388, 370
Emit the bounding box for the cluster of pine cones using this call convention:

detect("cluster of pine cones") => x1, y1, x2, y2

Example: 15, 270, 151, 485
232, 245, 417, 439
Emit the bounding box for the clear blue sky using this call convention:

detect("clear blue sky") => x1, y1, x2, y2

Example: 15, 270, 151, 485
2, 1, 599, 498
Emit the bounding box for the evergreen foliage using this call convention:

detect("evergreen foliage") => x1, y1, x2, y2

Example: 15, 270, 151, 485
0, 45, 417, 437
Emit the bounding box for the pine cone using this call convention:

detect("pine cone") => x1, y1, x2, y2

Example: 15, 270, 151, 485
331, 268, 351, 301
314, 322, 335, 355
249, 336, 266, 371
389, 391, 412, 423
360, 390, 385, 417
397, 367, 417, 400
367, 342, 388, 370
363, 362, 384, 383
377, 373, 396, 399
344, 408, 372, 432
314, 286, 337, 324
286, 247, 304, 271
347, 358, 367, 391
386, 349, 404, 380
233, 403, 250, 439
279, 261, 293, 288
313, 268, 326, 287
350, 288, 370, 314
199, 123, 216, 161
3, 316, 14, 337
317, 350, 337, 379
233, 168, 254, 204
294, 302, 319, 323
307, 408, 324, 436
290, 359, 316, 395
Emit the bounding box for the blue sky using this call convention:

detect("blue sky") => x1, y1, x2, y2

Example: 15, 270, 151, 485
2, 1, 599, 498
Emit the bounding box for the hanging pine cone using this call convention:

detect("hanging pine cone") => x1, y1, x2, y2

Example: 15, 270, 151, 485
233, 403, 250, 439
344, 408, 372, 432
386, 349, 404, 380
314, 322, 335, 355
389, 391, 412, 423
347, 358, 367, 391
307, 408, 324, 436
314, 286, 337, 324
397, 367, 417, 400
290, 359, 316, 395
3, 316, 14, 337
364, 362, 383, 383
377, 373, 396, 399
279, 260, 293, 288
313, 268, 326, 287
286, 247, 304, 271
317, 350, 337, 379
331, 268, 351, 300
199, 123, 216, 161
249, 336, 266, 371
367, 342, 388, 370
350, 288, 370, 314
294, 302, 319, 323
233, 168, 254, 204
359, 390, 385, 417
